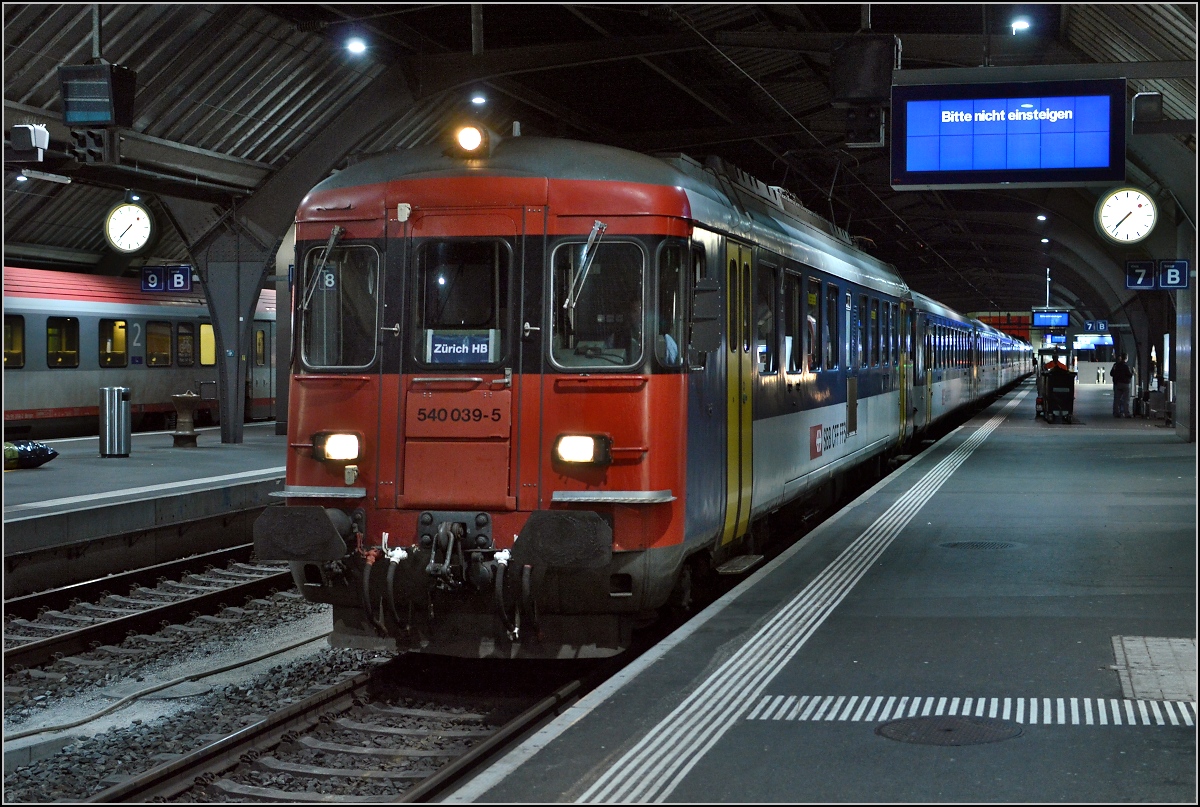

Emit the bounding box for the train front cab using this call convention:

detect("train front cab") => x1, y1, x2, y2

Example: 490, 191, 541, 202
261, 185, 735, 658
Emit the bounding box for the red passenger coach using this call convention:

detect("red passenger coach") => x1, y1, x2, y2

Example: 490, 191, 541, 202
255, 126, 1029, 659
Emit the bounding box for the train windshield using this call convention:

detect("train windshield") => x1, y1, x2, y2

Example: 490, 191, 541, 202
551, 241, 644, 368
414, 240, 510, 366
300, 244, 379, 369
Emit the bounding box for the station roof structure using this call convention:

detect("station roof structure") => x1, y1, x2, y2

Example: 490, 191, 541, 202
4, 3, 1196, 323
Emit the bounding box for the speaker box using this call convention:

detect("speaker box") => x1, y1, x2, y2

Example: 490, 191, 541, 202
831, 34, 900, 107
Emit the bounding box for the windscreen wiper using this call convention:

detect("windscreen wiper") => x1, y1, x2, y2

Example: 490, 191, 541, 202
563, 220, 607, 313
300, 225, 346, 312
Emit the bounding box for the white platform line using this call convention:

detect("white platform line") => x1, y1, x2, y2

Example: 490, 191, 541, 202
746, 697, 1198, 727
4, 466, 286, 512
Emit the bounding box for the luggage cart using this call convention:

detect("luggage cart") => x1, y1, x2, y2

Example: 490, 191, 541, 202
1043, 366, 1077, 424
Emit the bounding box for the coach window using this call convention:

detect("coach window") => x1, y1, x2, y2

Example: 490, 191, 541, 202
302, 243, 380, 369
656, 244, 686, 368
890, 303, 898, 366
782, 273, 800, 373
4, 315, 24, 368
255, 329, 266, 366
755, 265, 777, 374
199, 323, 216, 366
881, 303, 891, 366
823, 284, 839, 369
146, 321, 171, 366
551, 240, 643, 368
687, 245, 707, 370
856, 294, 868, 368
46, 316, 79, 368
177, 323, 195, 367
870, 298, 880, 367
803, 277, 820, 372
99, 319, 128, 368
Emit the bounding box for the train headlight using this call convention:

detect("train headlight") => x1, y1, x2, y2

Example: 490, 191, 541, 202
447, 124, 496, 159
553, 434, 612, 466
313, 432, 361, 462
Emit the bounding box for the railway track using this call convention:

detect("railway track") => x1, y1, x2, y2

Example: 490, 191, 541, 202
3, 547, 293, 674
82, 660, 583, 803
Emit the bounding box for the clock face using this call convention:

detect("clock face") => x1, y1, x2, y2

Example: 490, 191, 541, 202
104, 202, 154, 253
1096, 187, 1157, 245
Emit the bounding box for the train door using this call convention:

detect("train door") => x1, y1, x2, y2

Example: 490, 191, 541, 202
247, 322, 273, 419
394, 208, 530, 512
898, 300, 909, 444
721, 240, 753, 546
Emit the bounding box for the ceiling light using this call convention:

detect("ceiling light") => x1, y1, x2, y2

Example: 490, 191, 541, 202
1011, 19, 1030, 34
471, 94, 486, 105
1041, 238, 1050, 243
20, 168, 71, 184
346, 37, 366, 54
15, 174, 28, 182
1037, 214, 1047, 221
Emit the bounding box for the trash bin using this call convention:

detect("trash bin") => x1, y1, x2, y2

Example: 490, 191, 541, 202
99, 386, 131, 457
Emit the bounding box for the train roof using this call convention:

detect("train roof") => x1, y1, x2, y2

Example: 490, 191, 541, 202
311, 137, 908, 300
3, 267, 276, 316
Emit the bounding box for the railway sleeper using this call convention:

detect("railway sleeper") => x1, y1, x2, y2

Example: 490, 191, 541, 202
75, 602, 143, 616
42, 609, 103, 624
7, 618, 76, 633
293, 736, 460, 758
365, 703, 485, 722
335, 717, 491, 737
253, 755, 432, 780
209, 779, 397, 803
208, 568, 273, 581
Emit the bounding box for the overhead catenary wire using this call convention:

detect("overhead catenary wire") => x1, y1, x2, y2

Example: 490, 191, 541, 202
668, 8, 998, 309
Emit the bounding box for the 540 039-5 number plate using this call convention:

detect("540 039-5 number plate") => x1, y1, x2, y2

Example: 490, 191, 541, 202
405, 388, 511, 439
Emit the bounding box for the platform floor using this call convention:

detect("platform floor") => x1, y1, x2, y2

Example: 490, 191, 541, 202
3, 422, 286, 557
448, 380, 1197, 803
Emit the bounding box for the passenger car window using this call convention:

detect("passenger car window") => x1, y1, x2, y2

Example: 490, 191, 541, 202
755, 265, 776, 374
4, 315, 24, 368
656, 244, 685, 368
146, 321, 171, 366
99, 319, 127, 368
823, 284, 839, 369
47, 316, 79, 368
177, 323, 195, 367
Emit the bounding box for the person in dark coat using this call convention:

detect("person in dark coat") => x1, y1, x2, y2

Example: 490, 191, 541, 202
1110, 352, 1134, 418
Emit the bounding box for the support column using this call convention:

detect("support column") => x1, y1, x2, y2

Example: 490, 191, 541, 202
1175, 217, 1196, 442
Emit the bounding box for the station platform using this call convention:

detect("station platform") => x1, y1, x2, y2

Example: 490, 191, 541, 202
3, 423, 285, 596
448, 379, 1197, 803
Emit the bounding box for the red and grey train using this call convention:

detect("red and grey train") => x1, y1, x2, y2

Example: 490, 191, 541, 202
3, 267, 277, 439
254, 128, 1031, 659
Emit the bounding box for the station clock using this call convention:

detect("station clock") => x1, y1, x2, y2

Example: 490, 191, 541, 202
1094, 186, 1157, 245
103, 200, 155, 254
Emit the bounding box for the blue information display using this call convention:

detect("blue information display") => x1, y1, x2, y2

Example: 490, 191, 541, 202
892, 79, 1126, 190
1032, 310, 1070, 328
1158, 260, 1190, 290
1126, 260, 1156, 290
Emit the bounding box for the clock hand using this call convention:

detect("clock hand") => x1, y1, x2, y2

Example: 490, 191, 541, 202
1112, 211, 1132, 231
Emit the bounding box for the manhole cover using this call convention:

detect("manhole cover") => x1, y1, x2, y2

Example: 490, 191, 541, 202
875, 716, 1022, 746
940, 541, 1018, 550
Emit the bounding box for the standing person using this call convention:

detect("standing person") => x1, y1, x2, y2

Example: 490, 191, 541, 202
1110, 351, 1134, 418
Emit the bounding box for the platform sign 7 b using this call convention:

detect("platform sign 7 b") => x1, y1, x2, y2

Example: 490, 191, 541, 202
1158, 260, 1190, 290
1125, 260, 1156, 290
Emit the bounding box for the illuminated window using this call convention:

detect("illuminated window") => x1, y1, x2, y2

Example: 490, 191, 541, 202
99, 319, 127, 368
255, 329, 266, 366
199, 323, 216, 366
47, 316, 79, 368
146, 321, 171, 366
823, 284, 839, 369
4, 315, 24, 368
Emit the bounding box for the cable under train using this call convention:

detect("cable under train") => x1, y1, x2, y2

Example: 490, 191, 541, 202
254, 126, 1032, 659
3, 267, 277, 439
